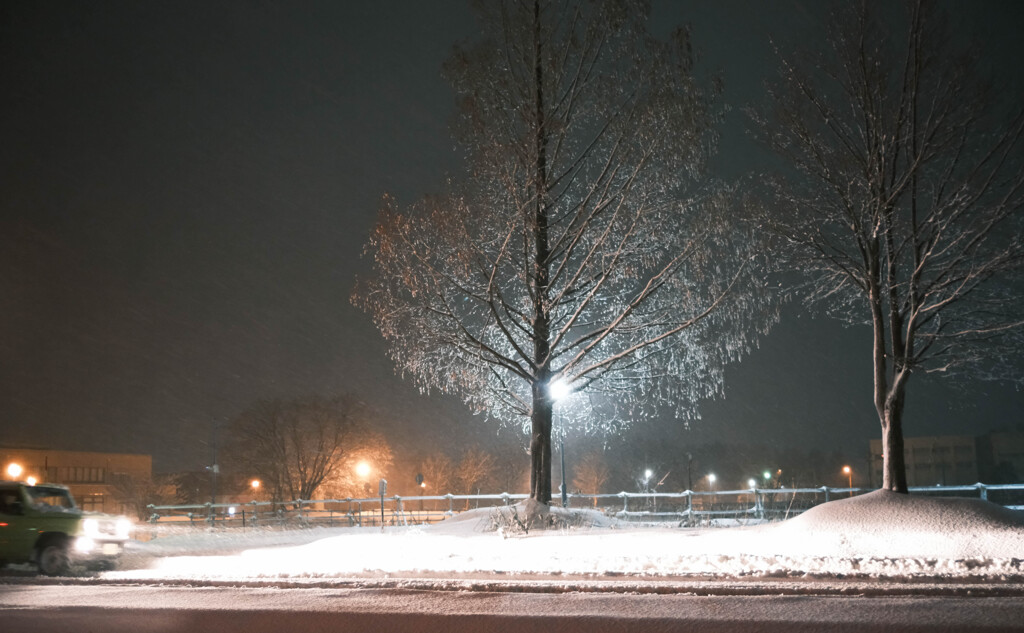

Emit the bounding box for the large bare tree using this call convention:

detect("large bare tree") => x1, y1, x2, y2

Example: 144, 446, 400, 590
226, 396, 364, 502
752, 1, 1024, 491
355, 0, 770, 504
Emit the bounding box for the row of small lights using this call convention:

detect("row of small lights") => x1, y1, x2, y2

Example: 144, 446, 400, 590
649, 466, 854, 490
8, 460, 855, 492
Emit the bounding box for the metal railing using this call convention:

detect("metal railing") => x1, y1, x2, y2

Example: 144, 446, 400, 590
144, 482, 1024, 531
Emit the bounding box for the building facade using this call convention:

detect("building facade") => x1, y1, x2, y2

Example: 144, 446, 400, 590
1, 447, 152, 515
869, 430, 1024, 488
869, 435, 979, 488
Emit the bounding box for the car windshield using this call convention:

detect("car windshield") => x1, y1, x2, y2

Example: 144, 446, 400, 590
27, 486, 77, 512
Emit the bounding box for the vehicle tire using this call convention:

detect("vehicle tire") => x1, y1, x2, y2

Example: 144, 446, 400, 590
37, 542, 70, 576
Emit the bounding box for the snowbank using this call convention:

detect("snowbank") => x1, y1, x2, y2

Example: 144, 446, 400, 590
105, 492, 1024, 582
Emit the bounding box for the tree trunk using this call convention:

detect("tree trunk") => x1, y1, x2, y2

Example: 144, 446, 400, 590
529, 383, 553, 504
870, 252, 909, 494
881, 395, 909, 493
527, 0, 553, 506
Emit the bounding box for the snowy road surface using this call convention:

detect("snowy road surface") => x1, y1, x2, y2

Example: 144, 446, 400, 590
3, 583, 1024, 633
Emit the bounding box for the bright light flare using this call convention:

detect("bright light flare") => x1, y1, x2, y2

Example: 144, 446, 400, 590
548, 378, 572, 401
6, 463, 22, 479
355, 462, 371, 478
26, 476, 37, 486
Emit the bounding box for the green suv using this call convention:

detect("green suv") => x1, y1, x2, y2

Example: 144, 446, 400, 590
0, 481, 132, 575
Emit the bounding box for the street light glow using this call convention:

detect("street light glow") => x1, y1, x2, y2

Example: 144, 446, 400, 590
763, 470, 771, 480
26, 476, 37, 486
748, 478, 756, 489
355, 461, 371, 478
548, 378, 571, 401
644, 468, 653, 480
251, 479, 261, 490
707, 473, 716, 484
6, 463, 22, 479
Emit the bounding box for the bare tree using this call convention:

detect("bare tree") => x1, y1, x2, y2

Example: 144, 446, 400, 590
354, 0, 771, 504
420, 454, 455, 495
752, 1, 1024, 491
226, 396, 364, 502
420, 453, 456, 510
572, 451, 610, 506
110, 473, 172, 521
456, 446, 496, 495
320, 430, 394, 499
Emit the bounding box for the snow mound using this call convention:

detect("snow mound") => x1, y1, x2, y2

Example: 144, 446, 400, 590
105, 492, 1024, 582
770, 490, 1024, 559
429, 500, 620, 537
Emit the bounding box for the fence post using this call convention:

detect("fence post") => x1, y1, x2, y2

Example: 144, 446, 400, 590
686, 490, 692, 521
445, 493, 454, 516
977, 482, 988, 501
501, 493, 510, 506
619, 491, 628, 514
823, 486, 830, 503
755, 490, 763, 520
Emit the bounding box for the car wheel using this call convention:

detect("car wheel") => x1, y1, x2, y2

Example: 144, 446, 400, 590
37, 543, 70, 576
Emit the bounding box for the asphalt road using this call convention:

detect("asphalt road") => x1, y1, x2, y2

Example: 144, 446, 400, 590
3, 581, 1024, 632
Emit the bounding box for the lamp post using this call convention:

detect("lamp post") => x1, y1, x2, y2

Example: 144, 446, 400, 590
548, 378, 572, 508
559, 429, 568, 508
6, 463, 22, 480
842, 465, 852, 496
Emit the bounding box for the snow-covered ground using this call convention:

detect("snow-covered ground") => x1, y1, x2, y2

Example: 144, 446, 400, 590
106, 491, 1024, 583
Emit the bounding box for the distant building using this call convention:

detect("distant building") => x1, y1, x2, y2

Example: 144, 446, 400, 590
977, 431, 1024, 484
0, 447, 152, 515
870, 431, 1024, 488
869, 435, 978, 487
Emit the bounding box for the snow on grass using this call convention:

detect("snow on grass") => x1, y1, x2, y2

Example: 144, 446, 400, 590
105, 491, 1024, 582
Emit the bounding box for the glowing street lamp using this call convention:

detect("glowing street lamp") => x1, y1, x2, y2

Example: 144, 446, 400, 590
26, 476, 37, 486
355, 461, 371, 478
549, 378, 573, 508
6, 463, 22, 480
842, 465, 853, 496
747, 478, 756, 489
763, 470, 771, 481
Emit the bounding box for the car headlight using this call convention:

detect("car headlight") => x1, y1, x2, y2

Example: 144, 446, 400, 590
75, 536, 95, 553
82, 518, 100, 537
115, 517, 132, 539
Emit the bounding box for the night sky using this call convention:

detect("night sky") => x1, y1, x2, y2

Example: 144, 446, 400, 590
2, 1, 1022, 476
